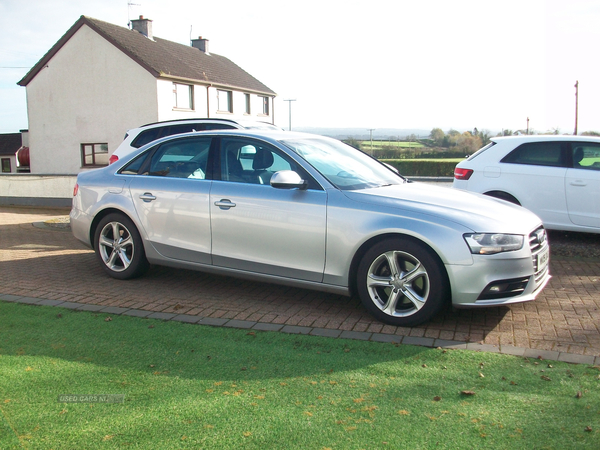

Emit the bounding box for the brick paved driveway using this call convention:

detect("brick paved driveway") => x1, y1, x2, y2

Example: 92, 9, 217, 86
1, 206, 599, 363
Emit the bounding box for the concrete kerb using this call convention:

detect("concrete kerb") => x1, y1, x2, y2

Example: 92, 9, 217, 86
1, 293, 599, 365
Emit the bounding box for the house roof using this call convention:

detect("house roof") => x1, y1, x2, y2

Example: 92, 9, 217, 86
0, 133, 21, 156
18, 16, 276, 96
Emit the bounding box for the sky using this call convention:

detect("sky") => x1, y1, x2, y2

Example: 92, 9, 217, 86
1, 0, 599, 135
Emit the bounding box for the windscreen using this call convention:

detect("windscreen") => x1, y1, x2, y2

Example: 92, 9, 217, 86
282, 137, 405, 190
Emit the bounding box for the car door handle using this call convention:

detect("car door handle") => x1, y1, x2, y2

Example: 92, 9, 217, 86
139, 192, 157, 202
569, 180, 587, 187
214, 199, 236, 209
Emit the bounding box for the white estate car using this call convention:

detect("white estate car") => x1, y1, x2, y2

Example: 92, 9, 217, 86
109, 118, 281, 164
453, 135, 600, 233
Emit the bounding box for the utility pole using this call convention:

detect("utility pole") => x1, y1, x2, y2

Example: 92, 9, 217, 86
368, 129, 375, 155
284, 99, 296, 131
574, 81, 579, 135
526, 117, 529, 135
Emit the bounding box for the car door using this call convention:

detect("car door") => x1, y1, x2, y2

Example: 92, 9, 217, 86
128, 136, 213, 264
566, 143, 600, 228
499, 141, 569, 227
209, 136, 327, 282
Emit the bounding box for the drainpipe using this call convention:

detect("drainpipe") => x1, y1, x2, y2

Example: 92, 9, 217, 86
272, 96, 275, 125
206, 85, 211, 118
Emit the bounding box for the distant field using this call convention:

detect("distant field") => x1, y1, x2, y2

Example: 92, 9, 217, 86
396, 158, 465, 163
359, 140, 425, 149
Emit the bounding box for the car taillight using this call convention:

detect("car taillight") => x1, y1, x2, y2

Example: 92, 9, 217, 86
454, 168, 473, 180
73, 183, 79, 197
109, 154, 119, 164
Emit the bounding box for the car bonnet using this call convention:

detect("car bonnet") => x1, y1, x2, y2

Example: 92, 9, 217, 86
343, 182, 543, 234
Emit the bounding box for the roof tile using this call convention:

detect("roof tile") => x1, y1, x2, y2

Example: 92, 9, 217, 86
19, 16, 275, 96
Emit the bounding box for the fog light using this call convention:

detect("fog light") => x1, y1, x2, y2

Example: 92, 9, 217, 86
478, 277, 530, 300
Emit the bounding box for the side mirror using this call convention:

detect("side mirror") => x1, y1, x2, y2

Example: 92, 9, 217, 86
270, 170, 307, 190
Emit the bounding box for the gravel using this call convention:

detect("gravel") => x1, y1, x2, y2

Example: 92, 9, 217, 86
547, 230, 600, 259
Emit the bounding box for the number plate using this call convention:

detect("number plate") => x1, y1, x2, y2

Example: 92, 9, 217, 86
536, 246, 549, 272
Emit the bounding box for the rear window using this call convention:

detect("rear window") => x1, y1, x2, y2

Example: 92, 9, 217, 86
501, 142, 567, 167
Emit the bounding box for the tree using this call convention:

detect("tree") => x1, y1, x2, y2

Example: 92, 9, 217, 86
343, 138, 361, 150
478, 129, 491, 146
430, 128, 445, 146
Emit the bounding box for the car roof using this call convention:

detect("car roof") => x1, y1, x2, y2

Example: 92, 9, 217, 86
491, 135, 600, 145
132, 118, 277, 130
177, 129, 319, 141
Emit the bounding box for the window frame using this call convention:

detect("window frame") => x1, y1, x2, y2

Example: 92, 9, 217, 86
260, 96, 270, 116
81, 143, 109, 167
1, 158, 11, 173
173, 83, 194, 110
244, 93, 251, 115
217, 89, 233, 113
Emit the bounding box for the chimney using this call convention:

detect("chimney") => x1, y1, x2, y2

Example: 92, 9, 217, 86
191, 36, 210, 54
131, 15, 153, 40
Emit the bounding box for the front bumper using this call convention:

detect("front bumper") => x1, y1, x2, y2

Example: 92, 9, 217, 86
447, 228, 551, 308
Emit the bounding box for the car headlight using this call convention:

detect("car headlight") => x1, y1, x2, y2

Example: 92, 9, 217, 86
464, 233, 524, 255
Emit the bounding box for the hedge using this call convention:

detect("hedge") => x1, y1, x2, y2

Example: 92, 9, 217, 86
380, 159, 458, 177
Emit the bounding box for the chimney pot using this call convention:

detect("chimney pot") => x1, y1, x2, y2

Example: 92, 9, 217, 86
191, 36, 210, 54
131, 16, 153, 40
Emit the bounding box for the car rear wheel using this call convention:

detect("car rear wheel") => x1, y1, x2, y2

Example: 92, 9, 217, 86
357, 238, 449, 327
94, 213, 149, 280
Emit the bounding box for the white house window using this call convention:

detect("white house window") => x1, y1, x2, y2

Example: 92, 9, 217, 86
218, 90, 233, 113
260, 96, 269, 115
244, 93, 251, 114
173, 83, 193, 110
1, 158, 10, 173
81, 143, 108, 167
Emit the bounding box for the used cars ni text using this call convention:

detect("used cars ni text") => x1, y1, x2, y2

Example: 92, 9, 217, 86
453, 135, 600, 233
71, 130, 551, 327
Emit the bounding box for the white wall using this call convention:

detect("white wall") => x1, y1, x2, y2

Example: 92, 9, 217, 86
156, 80, 274, 124
0, 174, 76, 207
25, 25, 158, 175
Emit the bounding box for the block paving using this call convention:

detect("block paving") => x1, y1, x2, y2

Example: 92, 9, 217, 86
1, 206, 599, 364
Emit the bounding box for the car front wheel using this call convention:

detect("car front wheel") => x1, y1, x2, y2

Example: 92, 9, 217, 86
357, 238, 449, 327
94, 213, 149, 280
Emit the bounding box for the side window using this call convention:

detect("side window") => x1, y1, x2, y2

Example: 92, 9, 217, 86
219, 137, 318, 188
196, 123, 237, 131
120, 153, 149, 175
166, 124, 197, 136
572, 143, 600, 170
501, 142, 566, 167
142, 137, 212, 179
132, 128, 163, 148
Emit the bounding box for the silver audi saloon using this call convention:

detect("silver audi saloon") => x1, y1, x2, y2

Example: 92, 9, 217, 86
71, 130, 551, 327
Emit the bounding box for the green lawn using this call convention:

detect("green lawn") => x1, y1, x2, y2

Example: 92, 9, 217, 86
1, 301, 599, 449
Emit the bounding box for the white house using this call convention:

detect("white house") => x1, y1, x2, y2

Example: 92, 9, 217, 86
17, 15, 277, 175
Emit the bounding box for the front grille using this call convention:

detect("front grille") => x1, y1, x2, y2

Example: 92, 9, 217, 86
529, 226, 549, 283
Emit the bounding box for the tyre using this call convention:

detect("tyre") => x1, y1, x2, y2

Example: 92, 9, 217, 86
356, 238, 449, 327
93, 213, 149, 280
